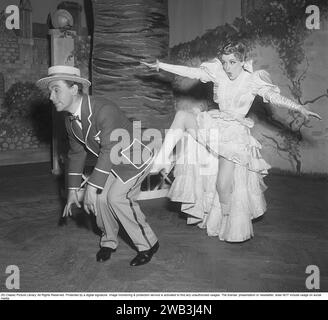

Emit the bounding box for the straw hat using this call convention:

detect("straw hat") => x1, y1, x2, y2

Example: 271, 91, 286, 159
36, 65, 91, 91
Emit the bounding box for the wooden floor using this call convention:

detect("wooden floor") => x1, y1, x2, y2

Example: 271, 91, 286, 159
0, 163, 327, 292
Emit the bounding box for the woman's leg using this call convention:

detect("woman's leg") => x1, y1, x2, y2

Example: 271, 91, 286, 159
151, 110, 198, 172
216, 157, 235, 215
169, 110, 198, 131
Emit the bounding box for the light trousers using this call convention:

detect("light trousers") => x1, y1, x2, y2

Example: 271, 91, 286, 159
95, 170, 158, 252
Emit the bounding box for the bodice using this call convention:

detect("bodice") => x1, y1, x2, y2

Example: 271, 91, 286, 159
213, 70, 256, 117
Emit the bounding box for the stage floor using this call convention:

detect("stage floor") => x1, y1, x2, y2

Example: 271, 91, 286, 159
0, 163, 327, 292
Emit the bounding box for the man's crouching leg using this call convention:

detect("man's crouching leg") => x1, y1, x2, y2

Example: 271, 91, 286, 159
95, 173, 119, 262
107, 174, 159, 266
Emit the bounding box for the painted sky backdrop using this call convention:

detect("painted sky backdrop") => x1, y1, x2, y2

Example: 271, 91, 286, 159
168, 0, 241, 47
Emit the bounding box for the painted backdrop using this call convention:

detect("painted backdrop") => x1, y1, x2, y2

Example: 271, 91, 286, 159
167, 0, 328, 175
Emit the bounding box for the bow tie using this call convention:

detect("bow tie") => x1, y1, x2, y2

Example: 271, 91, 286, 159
69, 115, 81, 122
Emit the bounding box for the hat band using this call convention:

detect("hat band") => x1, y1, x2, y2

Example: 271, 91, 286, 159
48, 72, 81, 77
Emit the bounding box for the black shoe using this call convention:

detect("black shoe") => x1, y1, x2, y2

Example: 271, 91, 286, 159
96, 247, 115, 262
130, 242, 159, 266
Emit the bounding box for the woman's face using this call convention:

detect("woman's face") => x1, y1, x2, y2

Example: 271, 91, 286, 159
220, 53, 244, 80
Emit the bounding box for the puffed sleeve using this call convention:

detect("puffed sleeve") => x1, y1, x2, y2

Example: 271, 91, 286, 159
251, 70, 280, 102
251, 70, 306, 113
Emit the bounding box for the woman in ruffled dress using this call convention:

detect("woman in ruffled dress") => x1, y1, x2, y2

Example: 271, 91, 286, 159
142, 42, 321, 242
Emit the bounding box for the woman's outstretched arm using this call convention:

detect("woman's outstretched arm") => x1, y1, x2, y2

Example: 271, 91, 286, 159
253, 70, 322, 121
141, 59, 214, 83
261, 90, 321, 121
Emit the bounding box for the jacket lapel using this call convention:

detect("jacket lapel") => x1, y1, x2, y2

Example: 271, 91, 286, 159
70, 98, 84, 142
81, 94, 90, 139
81, 95, 99, 157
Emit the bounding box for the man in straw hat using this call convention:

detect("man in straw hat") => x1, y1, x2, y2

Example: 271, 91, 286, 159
37, 65, 159, 266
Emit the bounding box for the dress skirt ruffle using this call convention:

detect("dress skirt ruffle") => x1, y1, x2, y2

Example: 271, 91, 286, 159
167, 110, 270, 242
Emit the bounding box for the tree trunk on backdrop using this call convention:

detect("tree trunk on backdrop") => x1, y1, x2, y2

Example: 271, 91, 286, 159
92, 0, 174, 130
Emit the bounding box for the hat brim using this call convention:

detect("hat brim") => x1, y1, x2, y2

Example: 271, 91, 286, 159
36, 75, 91, 92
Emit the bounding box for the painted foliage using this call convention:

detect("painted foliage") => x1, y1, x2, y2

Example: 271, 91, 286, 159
168, 0, 328, 174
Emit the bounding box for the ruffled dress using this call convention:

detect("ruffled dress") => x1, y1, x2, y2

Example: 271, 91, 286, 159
160, 59, 282, 242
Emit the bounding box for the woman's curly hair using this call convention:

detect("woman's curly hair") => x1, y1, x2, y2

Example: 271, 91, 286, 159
217, 41, 248, 62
